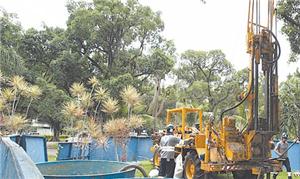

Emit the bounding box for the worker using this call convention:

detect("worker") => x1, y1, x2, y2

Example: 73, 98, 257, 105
158, 124, 180, 178
273, 132, 292, 179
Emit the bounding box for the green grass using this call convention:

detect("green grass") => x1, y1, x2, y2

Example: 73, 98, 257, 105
216, 173, 300, 179
275, 172, 300, 179
135, 160, 153, 177
135, 161, 300, 178
48, 154, 57, 161
47, 142, 58, 161
47, 142, 58, 149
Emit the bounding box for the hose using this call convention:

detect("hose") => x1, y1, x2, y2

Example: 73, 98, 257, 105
265, 29, 281, 64
119, 164, 148, 177
248, 23, 281, 64
219, 44, 255, 121
219, 28, 280, 121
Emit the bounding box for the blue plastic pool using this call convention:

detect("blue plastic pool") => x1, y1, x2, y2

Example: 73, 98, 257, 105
36, 160, 135, 179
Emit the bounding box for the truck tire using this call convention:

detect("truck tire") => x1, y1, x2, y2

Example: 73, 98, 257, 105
183, 151, 208, 179
232, 170, 260, 179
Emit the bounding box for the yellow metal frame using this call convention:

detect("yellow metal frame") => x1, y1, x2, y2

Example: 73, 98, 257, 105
165, 107, 203, 139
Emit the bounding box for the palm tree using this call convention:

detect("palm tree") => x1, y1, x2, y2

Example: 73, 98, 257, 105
101, 97, 118, 120
62, 100, 84, 137
104, 118, 127, 161
62, 101, 78, 117
0, 98, 5, 123
104, 116, 143, 161
80, 92, 93, 112
88, 76, 99, 94
25, 85, 42, 118
120, 85, 140, 119
4, 114, 27, 134
10, 75, 26, 90
0, 74, 42, 134
10, 75, 28, 115
87, 118, 107, 147
70, 82, 86, 98
2, 88, 15, 103
128, 115, 144, 129
93, 87, 109, 117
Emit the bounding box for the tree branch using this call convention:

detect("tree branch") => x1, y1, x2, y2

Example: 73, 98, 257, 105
129, 31, 147, 62
78, 50, 102, 72
280, 13, 300, 29
133, 70, 152, 78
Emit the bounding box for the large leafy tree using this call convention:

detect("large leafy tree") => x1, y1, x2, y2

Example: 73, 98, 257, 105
34, 78, 69, 141
277, 0, 300, 61
174, 50, 238, 114
146, 41, 175, 129
18, 27, 65, 78
0, 10, 27, 76
280, 71, 300, 138
65, 0, 175, 128
65, 0, 164, 79
18, 26, 91, 93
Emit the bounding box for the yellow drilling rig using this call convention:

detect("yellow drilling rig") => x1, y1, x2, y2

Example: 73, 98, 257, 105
152, 0, 283, 178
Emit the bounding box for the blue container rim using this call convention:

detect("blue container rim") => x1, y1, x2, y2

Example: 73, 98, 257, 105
36, 160, 135, 177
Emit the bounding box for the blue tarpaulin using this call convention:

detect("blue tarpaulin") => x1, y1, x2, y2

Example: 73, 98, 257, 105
0, 137, 44, 179
9, 135, 48, 163
58, 137, 300, 171
57, 137, 153, 162
21, 135, 48, 163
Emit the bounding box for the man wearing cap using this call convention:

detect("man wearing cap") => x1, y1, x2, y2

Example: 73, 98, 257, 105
273, 132, 292, 179
158, 124, 181, 178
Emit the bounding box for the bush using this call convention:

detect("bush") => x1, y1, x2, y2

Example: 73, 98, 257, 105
43, 135, 53, 141
43, 134, 69, 142
59, 135, 69, 142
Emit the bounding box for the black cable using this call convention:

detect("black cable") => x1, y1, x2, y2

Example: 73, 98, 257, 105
249, 23, 281, 64
265, 29, 281, 64
219, 29, 280, 122
119, 164, 148, 177
219, 45, 255, 121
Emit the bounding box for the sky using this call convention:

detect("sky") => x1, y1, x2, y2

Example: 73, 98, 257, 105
0, 0, 299, 82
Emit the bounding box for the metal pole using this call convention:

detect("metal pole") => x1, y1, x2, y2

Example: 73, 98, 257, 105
254, 62, 259, 130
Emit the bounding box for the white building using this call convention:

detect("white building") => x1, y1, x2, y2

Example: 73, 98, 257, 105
31, 120, 53, 136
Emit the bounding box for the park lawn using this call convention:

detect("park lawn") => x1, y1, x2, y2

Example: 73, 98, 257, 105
136, 160, 153, 177
136, 161, 300, 179
47, 142, 58, 161
275, 172, 300, 179
48, 155, 56, 161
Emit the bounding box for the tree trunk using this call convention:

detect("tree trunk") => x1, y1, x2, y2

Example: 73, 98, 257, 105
114, 139, 119, 161
25, 98, 33, 118
100, 112, 105, 130
94, 101, 101, 119
121, 143, 127, 162
296, 109, 300, 137
149, 77, 161, 130
127, 104, 132, 119
53, 124, 60, 142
